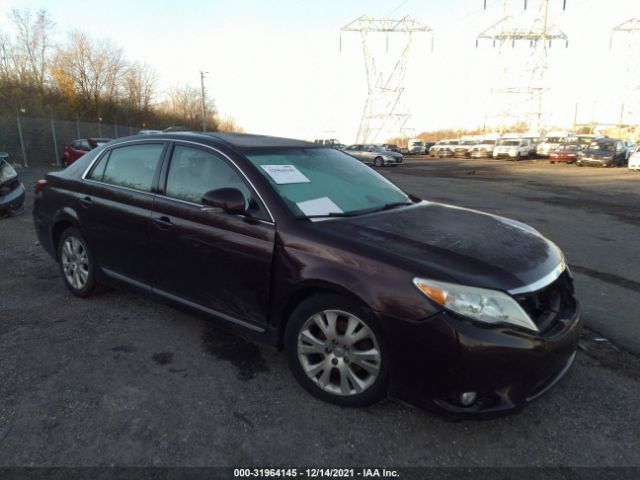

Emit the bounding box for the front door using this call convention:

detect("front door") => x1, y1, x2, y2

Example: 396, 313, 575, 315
149, 143, 275, 329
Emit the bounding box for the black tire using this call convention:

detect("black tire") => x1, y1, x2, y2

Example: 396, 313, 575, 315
284, 293, 389, 407
57, 226, 100, 298
373, 156, 384, 167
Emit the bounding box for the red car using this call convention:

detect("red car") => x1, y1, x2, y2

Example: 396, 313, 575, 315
62, 138, 111, 166
549, 143, 579, 164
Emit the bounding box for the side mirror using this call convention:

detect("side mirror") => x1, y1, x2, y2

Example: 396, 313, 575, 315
201, 188, 246, 215
367, 147, 374, 152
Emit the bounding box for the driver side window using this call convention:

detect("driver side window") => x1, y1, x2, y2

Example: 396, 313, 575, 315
165, 145, 269, 221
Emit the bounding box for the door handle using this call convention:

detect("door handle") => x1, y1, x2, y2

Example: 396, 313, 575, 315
152, 216, 173, 230
79, 196, 93, 208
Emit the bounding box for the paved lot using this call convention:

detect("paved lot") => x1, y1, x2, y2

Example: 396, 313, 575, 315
1, 160, 639, 467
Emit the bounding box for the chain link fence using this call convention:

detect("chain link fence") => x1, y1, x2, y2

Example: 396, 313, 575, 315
0, 114, 143, 168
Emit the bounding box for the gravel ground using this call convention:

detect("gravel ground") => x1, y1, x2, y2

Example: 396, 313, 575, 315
0, 160, 639, 467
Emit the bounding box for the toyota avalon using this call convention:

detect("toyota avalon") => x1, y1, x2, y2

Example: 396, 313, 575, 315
33, 132, 581, 417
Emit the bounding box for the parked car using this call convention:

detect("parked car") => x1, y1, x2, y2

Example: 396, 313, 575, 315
381, 144, 400, 153
469, 139, 497, 158
576, 138, 628, 167
0, 153, 25, 217
493, 138, 532, 160
629, 146, 640, 171
549, 143, 579, 164
623, 140, 636, 160
138, 129, 163, 135
429, 139, 459, 158
314, 139, 345, 149
453, 139, 478, 158
536, 132, 572, 157
344, 144, 403, 166
33, 132, 581, 416
62, 138, 111, 166
407, 139, 426, 155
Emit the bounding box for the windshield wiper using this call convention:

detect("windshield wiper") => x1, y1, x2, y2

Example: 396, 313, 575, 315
304, 200, 413, 219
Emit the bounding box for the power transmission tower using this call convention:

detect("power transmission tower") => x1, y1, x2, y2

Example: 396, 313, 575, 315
610, 17, 640, 137
340, 15, 432, 144
476, 0, 568, 133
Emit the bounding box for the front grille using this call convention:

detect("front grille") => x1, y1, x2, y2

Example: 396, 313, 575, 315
0, 178, 19, 196
514, 271, 575, 335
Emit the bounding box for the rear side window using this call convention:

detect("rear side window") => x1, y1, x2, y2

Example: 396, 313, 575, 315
101, 144, 164, 192
87, 152, 109, 181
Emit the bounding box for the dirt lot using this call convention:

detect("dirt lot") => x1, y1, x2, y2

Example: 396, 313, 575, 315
1, 159, 639, 467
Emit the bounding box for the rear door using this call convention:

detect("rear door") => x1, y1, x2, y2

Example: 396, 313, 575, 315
81, 141, 167, 284
149, 142, 275, 329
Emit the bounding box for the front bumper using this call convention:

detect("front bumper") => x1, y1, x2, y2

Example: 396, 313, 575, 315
378, 297, 582, 418
577, 157, 612, 167
493, 151, 518, 159
470, 149, 493, 158
383, 157, 403, 165
0, 180, 25, 217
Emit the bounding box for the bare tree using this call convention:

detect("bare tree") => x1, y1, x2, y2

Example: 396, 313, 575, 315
9, 8, 54, 91
159, 83, 217, 129
124, 62, 158, 111
55, 31, 127, 114
217, 114, 244, 133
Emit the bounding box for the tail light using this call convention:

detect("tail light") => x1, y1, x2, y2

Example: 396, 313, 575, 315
35, 179, 48, 195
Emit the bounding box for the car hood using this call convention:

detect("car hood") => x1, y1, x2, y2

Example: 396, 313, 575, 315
316, 202, 563, 293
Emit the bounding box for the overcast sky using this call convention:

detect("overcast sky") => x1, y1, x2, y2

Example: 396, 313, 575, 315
1, 0, 639, 142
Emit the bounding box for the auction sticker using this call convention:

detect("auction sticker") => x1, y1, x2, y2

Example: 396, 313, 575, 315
261, 165, 310, 184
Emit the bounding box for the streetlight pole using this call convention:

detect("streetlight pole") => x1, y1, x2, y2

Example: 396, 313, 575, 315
200, 70, 208, 132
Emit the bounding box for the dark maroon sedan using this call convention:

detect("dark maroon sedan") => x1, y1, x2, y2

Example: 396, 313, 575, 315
549, 143, 579, 164
33, 132, 581, 417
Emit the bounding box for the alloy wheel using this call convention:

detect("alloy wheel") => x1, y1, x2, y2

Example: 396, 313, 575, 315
297, 309, 382, 396
61, 236, 90, 290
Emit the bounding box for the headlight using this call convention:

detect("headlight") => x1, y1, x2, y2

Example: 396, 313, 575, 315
412, 278, 538, 332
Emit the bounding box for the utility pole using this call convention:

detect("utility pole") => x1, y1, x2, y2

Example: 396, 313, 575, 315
200, 71, 208, 132
340, 15, 432, 144
476, 0, 568, 133
610, 17, 640, 135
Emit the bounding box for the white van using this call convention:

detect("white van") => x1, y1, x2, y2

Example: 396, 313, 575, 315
408, 139, 426, 155
493, 138, 532, 160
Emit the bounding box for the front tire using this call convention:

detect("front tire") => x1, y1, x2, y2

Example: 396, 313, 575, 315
58, 227, 100, 297
285, 294, 389, 407
373, 156, 384, 167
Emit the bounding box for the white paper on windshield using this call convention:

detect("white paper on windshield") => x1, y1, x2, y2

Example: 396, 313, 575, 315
260, 164, 310, 184
296, 197, 343, 216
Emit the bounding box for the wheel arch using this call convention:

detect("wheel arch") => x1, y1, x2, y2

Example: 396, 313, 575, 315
51, 208, 81, 261
275, 281, 374, 350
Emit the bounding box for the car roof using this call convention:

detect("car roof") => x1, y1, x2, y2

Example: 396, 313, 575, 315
134, 131, 318, 149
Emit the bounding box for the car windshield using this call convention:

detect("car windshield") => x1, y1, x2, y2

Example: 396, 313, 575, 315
245, 148, 410, 218
558, 144, 578, 151
500, 140, 520, 146
461, 140, 476, 145
0, 159, 17, 183
482, 140, 496, 145
545, 137, 565, 143
587, 141, 615, 151
410, 142, 424, 147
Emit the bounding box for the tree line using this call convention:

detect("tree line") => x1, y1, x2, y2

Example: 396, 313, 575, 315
0, 8, 242, 132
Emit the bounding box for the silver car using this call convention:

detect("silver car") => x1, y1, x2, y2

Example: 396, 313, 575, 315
344, 144, 404, 167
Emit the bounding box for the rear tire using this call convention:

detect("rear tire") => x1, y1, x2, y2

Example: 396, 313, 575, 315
285, 294, 389, 407
57, 227, 100, 298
